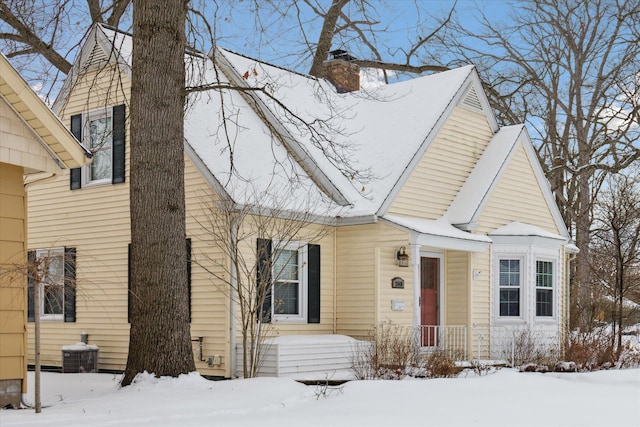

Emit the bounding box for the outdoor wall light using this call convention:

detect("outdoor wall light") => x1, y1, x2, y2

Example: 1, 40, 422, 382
396, 246, 409, 267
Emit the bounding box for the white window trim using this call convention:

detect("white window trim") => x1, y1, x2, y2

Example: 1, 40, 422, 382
271, 241, 308, 324
82, 108, 113, 187
35, 247, 65, 321
494, 254, 526, 323
534, 258, 557, 322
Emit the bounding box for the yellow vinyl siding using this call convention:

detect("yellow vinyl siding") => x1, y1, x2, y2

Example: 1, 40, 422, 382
336, 222, 411, 338
469, 249, 491, 327
378, 244, 414, 327
388, 106, 493, 219
477, 143, 559, 235
0, 163, 27, 388
445, 250, 469, 326
27, 65, 133, 372
184, 159, 231, 376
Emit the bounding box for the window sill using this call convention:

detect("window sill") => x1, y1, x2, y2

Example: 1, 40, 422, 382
534, 317, 557, 323
40, 316, 64, 322
272, 317, 307, 324
494, 317, 526, 325
81, 179, 112, 189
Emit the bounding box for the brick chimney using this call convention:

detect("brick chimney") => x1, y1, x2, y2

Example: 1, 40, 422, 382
322, 49, 360, 93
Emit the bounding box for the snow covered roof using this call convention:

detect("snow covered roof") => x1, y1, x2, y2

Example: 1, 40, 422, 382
63, 24, 575, 232
383, 214, 491, 252
214, 46, 478, 216
446, 125, 524, 225
57, 24, 489, 219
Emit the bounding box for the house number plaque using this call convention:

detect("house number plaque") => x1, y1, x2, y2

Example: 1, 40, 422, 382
391, 277, 404, 289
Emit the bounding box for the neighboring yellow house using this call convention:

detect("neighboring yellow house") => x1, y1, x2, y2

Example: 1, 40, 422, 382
0, 53, 90, 406
25, 24, 577, 379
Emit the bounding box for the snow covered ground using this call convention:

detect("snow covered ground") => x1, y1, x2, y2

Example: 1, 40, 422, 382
2, 368, 639, 426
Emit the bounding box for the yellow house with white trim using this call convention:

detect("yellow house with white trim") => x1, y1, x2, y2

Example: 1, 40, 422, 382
0, 53, 90, 406
24, 24, 576, 379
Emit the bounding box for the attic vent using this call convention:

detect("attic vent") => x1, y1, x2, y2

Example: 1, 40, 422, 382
85, 44, 110, 71
461, 85, 483, 112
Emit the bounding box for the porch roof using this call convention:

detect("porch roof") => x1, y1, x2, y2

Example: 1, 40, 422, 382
382, 215, 491, 252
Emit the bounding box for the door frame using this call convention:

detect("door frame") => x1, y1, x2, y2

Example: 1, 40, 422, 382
419, 250, 444, 328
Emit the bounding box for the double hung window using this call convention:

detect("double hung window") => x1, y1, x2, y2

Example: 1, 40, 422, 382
69, 104, 125, 189
36, 248, 65, 320
499, 259, 521, 317
536, 260, 553, 317
272, 243, 307, 322
85, 111, 113, 184
256, 238, 321, 324
28, 247, 76, 322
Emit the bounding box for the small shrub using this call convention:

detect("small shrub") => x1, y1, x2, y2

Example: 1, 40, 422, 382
352, 320, 418, 380
422, 351, 461, 378
352, 320, 460, 380
564, 327, 615, 371
614, 341, 640, 369
468, 359, 492, 376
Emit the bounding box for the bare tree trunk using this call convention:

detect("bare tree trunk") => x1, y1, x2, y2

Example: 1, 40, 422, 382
308, 0, 349, 77
574, 174, 593, 331
122, 0, 194, 386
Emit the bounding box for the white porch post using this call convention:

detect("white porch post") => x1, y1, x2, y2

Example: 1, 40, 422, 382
411, 243, 421, 329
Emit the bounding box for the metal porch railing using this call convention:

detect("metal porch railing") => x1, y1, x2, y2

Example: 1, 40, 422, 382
418, 325, 467, 360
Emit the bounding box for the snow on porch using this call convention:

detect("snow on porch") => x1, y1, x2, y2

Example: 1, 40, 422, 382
235, 335, 370, 381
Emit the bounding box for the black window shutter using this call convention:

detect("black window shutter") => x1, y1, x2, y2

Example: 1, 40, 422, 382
307, 244, 321, 324
27, 250, 35, 322
127, 244, 131, 323
186, 238, 192, 323
64, 247, 76, 322
112, 104, 126, 184
70, 114, 82, 189
256, 238, 272, 323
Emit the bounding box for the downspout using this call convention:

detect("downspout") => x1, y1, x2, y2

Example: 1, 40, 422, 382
333, 226, 337, 334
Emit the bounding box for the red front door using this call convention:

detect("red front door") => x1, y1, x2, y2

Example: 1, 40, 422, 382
420, 257, 439, 346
